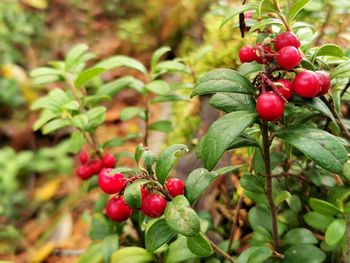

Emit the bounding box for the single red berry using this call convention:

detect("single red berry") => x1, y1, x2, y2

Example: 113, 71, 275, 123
276, 79, 293, 100
245, 11, 254, 19
76, 165, 93, 180
98, 168, 127, 194
89, 160, 103, 175
277, 46, 302, 70
255, 44, 274, 64
256, 92, 285, 121
78, 150, 90, 164
106, 196, 132, 222
102, 153, 116, 168
239, 45, 256, 63
141, 193, 167, 218
274, 32, 301, 51
141, 186, 149, 201
316, 71, 331, 96
293, 70, 321, 98
165, 178, 185, 197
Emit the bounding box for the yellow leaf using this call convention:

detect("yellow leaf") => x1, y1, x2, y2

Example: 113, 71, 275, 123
30, 241, 55, 263
34, 179, 61, 202
23, 0, 48, 9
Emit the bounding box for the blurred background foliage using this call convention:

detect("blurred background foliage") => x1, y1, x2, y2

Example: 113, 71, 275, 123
0, 0, 349, 261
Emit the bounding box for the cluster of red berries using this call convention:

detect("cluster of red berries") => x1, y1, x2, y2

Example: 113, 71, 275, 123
76, 150, 116, 180
238, 31, 331, 121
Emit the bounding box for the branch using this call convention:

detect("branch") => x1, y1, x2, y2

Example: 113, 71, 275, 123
227, 194, 244, 253
207, 238, 236, 263
273, 0, 292, 31
340, 78, 350, 98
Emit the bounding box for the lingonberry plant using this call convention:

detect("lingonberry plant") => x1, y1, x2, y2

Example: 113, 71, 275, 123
30, 1, 350, 262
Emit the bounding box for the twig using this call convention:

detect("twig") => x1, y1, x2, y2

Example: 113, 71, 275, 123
261, 121, 281, 252
340, 78, 350, 98
320, 96, 350, 141
227, 194, 244, 253
207, 238, 236, 263
272, 0, 292, 31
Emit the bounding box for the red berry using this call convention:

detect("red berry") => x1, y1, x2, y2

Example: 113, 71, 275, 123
274, 32, 300, 51
245, 11, 254, 19
256, 92, 285, 121
277, 46, 302, 70
276, 79, 293, 100
141, 186, 149, 201
293, 70, 321, 98
102, 153, 116, 168
76, 165, 93, 180
106, 196, 132, 222
98, 168, 127, 194
255, 44, 274, 64
316, 71, 331, 96
239, 45, 256, 63
89, 160, 103, 175
165, 178, 185, 197
141, 193, 167, 218
78, 150, 90, 164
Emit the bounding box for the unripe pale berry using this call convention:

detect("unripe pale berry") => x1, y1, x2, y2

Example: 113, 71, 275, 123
106, 196, 132, 222
165, 178, 185, 197
277, 46, 302, 70
293, 70, 321, 98
274, 32, 301, 51
141, 193, 167, 218
98, 168, 126, 194
256, 92, 285, 121
102, 153, 116, 168
276, 79, 293, 100
316, 71, 331, 96
239, 45, 256, 63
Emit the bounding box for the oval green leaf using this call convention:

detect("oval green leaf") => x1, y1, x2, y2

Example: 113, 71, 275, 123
187, 232, 213, 257
325, 219, 346, 246
145, 218, 176, 252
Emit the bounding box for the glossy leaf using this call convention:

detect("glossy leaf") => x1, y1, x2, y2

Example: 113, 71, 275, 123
151, 46, 171, 70
187, 232, 213, 257
281, 228, 317, 246
89, 213, 112, 240
96, 55, 147, 74
240, 173, 265, 194
304, 212, 333, 231
79, 243, 103, 263
102, 235, 119, 263
287, 0, 312, 24
165, 236, 197, 263
237, 246, 272, 263
97, 76, 136, 96
145, 80, 170, 95
65, 44, 89, 71
185, 168, 219, 204
311, 44, 344, 63
120, 107, 144, 121
282, 244, 326, 263
191, 69, 254, 97
198, 111, 257, 170
276, 126, 347, 174
42, 119, 69, 134
309, 198, 341, 216
249, 18, 283, 33
165, 195, 200, 237
111, 247, 153, 263
75, 67, 105, 88
148, 120, 172, 133
145, 218, 176, 252
124, 180, 150, 208
325, 219, 346, 246
155, 144, 189, 184
209, 93, 255, 113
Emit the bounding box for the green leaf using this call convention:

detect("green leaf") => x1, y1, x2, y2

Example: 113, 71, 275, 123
191, 69, 254, 98
69, 131, 85, 153
220, 2, 258, 28
198, 111, 257, 171
83, 95, 111, 107
94, 194, 109, 212
311, 44, 344, 63
281, 228, 318, 246
148, 120, 172, 133
124, 180, 150, 208
309, 198, 341, 217
187, 232, 213, 257
304, 168, 336, 188
145, 80, 170, 95
227, 133, 260, 150
304, 212, 333, 231
33, 110, 57, 131
240, 173, 265, 194
135, 144, 145, 167
155, 144, 189, 184
209, 93, 255, 113
151, 46, 171, 70
165, 195, 200, 237
97, 76, 137, 96
249, 19, 284, 33
287, 0, 312, 24
96, 56, 147, 74
102, 235, 119, 263
257, 0, 275, 15
325, 219, 346, 246
155, 61, 191, 75
238, 246, 272, 263
42, 119, 69, 134
151, 94, 188, 104
71, 114, 89, 129
75, 67, 106, 88
79, 243, 103, 263
32, 75, 61, 86
145, 218, 176, 252
165, 236, 198, 263
111, 247, 153, 263
185, 168, 219, 205
103, 137, 124, 148
30, 67, 62, 78
282, 244, 326, 263
276, 125, 347, 174
120, 107, 144, 121
142, 150, 157, 175
84, 106, 106, 131
89, 213, 113, 240
274, 190, 292, 206
328, 187, 350, 208
62, 100, 80, 110
65, 44, 89, 71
